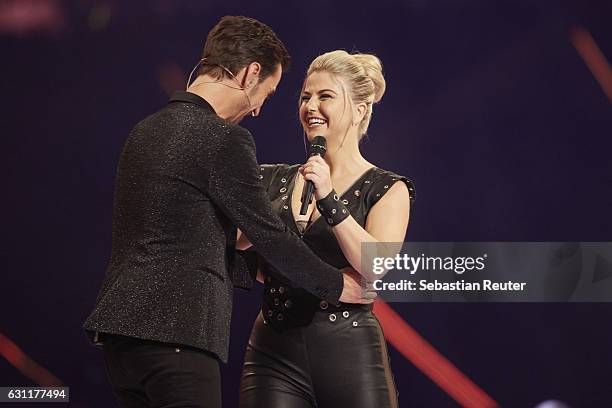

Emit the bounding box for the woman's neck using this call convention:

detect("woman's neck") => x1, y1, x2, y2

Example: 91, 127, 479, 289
324, 135, 372, 178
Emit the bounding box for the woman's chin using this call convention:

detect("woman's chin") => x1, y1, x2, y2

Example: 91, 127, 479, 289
305, 128, 328, 139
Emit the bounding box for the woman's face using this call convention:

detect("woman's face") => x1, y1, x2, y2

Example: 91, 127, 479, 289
299, 71, 352, 142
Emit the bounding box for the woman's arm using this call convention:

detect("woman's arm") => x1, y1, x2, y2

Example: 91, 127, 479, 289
300, 156, 411, 279
332, 181, 410, 277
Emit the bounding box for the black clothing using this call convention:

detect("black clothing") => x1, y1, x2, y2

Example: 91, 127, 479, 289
83, 92, 343, 363
259, 164, 414, 269
103, 334, 221, 408
240, 164, 414, 407
256, 164, 414, 329
240, 310, 398, 408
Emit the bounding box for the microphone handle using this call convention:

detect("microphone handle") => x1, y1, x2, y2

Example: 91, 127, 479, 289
299, 151, 323, 216
299, 181, 314, 215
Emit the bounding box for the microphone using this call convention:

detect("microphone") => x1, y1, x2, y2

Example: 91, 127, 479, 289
300, 136, 327, 215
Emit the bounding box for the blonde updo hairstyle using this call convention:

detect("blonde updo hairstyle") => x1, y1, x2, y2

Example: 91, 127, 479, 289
306, 50, 386, 138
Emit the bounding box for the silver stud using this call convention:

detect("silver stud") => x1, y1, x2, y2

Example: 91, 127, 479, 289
267, 310, 273, 317
327, 218, 334, 224
175, 347, 181, 353
263, 318, 268, 325
278, 286, 285, 294
281, 178, 287, 183
319, 301, 329, 310
354, 190, 361, 196
270, 288, 276, 294
283, 205, 289, 210
342, 199, 349, 205
364, 180, 371, 184
274, 298, 280, 306
284, 299, 292, 308
281, 195, 288, 200
332, 209, 336, 214
333, 194, 339, 201
342, 209, 347, 214
259, 175, 264, 179
280, 187, 287, 193
342, 311, 350, 318
277, 313, 284, 321
384, 185, 389, 189
329, 313, 337, 322
260, 167, 264, 172
352, 321, 358, 327
376, 193, 380, 197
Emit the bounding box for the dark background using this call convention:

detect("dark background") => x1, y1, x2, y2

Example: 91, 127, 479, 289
2, 0, 611, 406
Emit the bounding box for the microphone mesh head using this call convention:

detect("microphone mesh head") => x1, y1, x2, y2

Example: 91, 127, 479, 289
309, 136, 327, 157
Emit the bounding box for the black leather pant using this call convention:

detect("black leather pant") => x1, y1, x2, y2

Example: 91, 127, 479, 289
239, 308, 398, 408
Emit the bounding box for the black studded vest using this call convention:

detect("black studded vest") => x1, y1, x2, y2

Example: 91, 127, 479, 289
257, 164, 415, 329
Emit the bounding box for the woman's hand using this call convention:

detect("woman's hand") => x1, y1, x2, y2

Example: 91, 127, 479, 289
236, 229, 253, 250
299, 155, 333, 200
339, 266, 377, 304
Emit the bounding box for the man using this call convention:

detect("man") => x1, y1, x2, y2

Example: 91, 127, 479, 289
83, 15, 369, 408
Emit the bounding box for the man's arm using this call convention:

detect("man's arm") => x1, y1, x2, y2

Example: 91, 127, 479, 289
207, 127, 344, 304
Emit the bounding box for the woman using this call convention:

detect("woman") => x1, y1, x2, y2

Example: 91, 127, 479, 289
238, 50, 415, 408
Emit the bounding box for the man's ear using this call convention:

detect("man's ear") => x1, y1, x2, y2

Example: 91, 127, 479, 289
246, 62, 262, 87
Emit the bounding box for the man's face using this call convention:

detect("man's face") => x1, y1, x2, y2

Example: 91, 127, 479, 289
244, 64, 282, 119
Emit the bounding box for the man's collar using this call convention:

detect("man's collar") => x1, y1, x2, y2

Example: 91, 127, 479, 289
169, 91, 216, 114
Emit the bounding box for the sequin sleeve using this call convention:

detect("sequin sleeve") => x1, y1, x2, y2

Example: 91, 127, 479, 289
207, 127, 343, 303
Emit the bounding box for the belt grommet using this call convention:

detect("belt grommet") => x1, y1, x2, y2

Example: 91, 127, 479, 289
277, 313, 284, 321
342, 311, 349, 318
329, 313, 337, 322
319, 300, 328, 310
274, 298, 280, 306
267, 310, 273, 317
352, 321, 358, 327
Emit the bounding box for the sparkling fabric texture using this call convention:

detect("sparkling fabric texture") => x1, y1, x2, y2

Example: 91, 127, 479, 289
83, 91, 343, 362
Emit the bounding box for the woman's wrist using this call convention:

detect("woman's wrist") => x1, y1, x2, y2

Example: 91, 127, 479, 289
314, 185, 333, 200
316, 189, 350, 226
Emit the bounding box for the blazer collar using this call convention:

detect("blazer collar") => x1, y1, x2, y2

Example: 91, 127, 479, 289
169, 91, 216, 114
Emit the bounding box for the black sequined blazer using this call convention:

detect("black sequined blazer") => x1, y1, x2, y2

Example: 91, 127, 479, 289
83, 91, 343, 362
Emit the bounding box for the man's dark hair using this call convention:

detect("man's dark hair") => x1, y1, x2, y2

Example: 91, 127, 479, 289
198, 16, 291, 81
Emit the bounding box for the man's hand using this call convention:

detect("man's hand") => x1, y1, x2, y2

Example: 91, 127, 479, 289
339, 267, 377, 304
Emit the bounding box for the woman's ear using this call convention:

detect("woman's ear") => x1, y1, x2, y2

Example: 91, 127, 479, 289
354, 102, 367, 125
